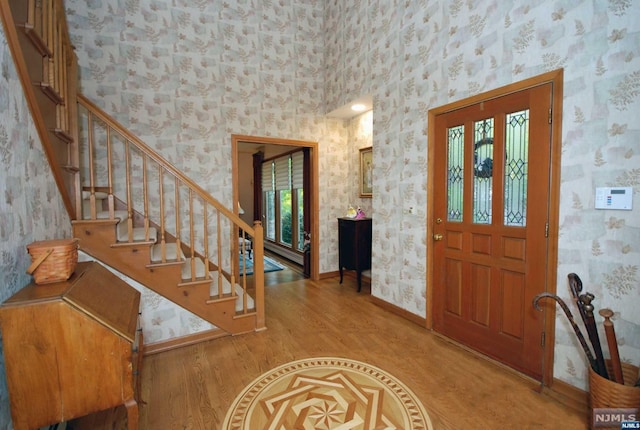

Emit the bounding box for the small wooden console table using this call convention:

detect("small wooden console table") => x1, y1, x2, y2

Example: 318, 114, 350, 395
338, 217, 372, 292
0, 261, 142, 430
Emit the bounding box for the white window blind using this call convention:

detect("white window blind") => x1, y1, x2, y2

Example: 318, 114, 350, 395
275, 156, 290, 191
262, 161, 274, 192
292, 151, 304, 189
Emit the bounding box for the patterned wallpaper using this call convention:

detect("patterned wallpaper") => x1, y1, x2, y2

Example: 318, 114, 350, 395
64, 0, 350, 276
7, 0, 631, 397
348, 110, 374, 218
0, 28, 73, 426
0, 2, 637, 427
325, 0, 640, 391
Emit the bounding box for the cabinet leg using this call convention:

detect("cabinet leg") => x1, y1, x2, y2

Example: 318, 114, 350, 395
125, 398, 139, 430
357, 271, 362, 292
339, 267, 343, 284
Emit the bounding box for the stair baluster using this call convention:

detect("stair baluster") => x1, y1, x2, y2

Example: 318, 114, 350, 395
175, 177, 182, 261
2, 0, 266, 333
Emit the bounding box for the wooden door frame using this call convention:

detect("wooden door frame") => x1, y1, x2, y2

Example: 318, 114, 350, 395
231, 134, 320, 281
426, 69, 564, 386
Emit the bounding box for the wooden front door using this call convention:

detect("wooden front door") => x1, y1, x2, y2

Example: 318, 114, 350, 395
432, 83, 553, 380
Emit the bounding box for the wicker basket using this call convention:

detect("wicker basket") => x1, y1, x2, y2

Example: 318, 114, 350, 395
26, 239, 79, 284
589, 360, 640, 430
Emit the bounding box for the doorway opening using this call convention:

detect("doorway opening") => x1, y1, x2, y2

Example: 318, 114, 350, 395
232, 134, 319, 282
427, 70, 563, 385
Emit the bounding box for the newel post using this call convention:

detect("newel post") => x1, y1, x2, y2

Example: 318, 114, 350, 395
252, 221, 266, 331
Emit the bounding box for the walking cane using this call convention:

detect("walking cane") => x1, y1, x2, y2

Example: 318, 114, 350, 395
568, 274, 609, 379
533, 292, 597, 372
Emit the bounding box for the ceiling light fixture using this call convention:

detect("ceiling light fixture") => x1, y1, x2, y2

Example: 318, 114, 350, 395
351, 103, 367, 112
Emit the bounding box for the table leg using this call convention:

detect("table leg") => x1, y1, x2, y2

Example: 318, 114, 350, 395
125, 398, 139, 430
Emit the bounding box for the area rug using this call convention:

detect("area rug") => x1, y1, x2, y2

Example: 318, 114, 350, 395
222, 357, 433, 430
239, 255, 286, 275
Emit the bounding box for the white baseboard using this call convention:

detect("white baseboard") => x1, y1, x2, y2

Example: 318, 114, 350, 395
264, 242, 303, 265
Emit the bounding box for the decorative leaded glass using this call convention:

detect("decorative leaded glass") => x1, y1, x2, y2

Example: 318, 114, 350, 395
447, 125, 464, 222
473, 118, 494, 224
504, 109, 529, 226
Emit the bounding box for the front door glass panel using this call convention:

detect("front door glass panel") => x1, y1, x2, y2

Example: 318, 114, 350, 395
473, 118, 494, 224
447, 125, 464, 222
504, 109, 529, 227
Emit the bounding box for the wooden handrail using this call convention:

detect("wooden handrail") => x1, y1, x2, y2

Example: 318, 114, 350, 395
77, 95, 253, 233
77, 93, 264, 325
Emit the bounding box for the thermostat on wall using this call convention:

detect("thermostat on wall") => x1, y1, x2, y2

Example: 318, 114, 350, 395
595, 187, 633, 210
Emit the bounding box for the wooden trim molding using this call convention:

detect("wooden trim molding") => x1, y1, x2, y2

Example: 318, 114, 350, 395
143, 329, 229, 356
540, 378, 589, 418
369, 295, 427, 327
231, 134, 320, 281
319, 271, 340, 280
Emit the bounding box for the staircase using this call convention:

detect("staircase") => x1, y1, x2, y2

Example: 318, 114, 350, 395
1, 0, 265, 335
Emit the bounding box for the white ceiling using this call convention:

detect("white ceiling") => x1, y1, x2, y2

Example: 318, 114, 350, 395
326, 95, 373, 119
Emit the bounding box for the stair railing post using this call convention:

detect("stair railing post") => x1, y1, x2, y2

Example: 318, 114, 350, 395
174, 178, 181, 255
141, 156, 149, 242
216, 211, 222, 298
253, 221, 265, 330
158, 166, 165, 255
106, 126, 115, 219
188, 188, 195, 281
87, 111, 97, 219
125, 139, 134, 242
203, 203, 210, 280
228, 222, 236, 295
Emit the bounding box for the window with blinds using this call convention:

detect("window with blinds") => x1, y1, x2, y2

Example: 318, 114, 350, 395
261, 151, 305, 252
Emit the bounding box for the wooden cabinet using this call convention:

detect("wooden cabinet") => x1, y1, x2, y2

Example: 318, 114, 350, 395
338, 217, 372, 292
0, 262, 142, 430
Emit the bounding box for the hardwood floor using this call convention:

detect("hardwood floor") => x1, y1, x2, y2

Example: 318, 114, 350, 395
70, 269, 589, 429
262, 251, 306, 286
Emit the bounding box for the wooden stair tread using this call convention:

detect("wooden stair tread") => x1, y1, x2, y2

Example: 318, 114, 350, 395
178, 278, 213, 288
116, 222, 158, 243
146, 260, 184, 268
99, 210, 128, 220
72, 218, 120, 226
53, 128, 74, 144
150, 243, 184, 264
21, 23, 54, 57
181, 257, 206, 280
211, 279, 255, 312
110, 240, 156, 248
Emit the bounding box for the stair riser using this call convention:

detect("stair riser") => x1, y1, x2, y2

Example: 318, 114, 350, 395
73, 221, 118, 247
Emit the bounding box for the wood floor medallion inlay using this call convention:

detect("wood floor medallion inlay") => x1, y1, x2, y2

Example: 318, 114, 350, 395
223, 357, 433, 430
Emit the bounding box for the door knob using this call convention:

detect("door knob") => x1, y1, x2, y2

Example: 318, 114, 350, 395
433, 234, 443, 241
